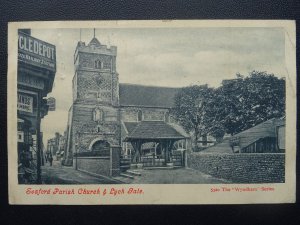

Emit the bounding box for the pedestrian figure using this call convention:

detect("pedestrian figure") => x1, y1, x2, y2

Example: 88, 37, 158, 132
49, 154, 53, 166
19, 150, 34, 183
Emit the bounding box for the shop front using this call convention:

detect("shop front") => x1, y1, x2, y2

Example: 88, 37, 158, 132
17, 29, 56, 184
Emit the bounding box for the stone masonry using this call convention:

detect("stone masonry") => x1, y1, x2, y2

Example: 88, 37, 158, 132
188, 153, 285, 183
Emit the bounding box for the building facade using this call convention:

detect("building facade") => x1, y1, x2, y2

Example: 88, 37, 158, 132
17, 29, 56, 183
64, 36, 189, 166
46, 132, 66, 160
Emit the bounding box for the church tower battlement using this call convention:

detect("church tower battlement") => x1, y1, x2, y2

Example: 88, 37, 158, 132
72, 36, 119, 106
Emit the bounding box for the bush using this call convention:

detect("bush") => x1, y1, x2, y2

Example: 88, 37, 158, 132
192, 146, 207, 152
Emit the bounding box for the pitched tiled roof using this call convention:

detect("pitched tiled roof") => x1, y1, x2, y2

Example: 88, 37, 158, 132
201, 118, 285, 154
124, 121, 185, 141
169, 123, 190, 138
119, 83, 179, 108
88, 37, 101, 47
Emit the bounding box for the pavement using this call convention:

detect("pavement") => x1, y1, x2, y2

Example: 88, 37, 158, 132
42, 161, 122, 184
125, 168, 229, 184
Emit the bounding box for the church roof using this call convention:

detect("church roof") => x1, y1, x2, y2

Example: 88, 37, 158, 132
124, 121, 185, 141
119, 83, 179, 108
88, 37, 101, 47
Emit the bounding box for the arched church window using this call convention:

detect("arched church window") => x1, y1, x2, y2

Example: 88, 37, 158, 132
95, 60, 102, 69
93, 108, 104, 122
164, 112, 170, 123
137, 110, 143, 122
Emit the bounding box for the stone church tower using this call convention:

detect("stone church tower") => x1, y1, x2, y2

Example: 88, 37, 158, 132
64, 36, 121, 165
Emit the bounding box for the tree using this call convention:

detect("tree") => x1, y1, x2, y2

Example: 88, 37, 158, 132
216, 71, 285, 135
172, 71, 285, 147
171, 85, 215, 147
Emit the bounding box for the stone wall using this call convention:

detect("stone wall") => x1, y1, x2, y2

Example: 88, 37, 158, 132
120, 106, 169, 122
75, 156, 111, 177
77, 71, 114, 103
73, 104, 118, 124
79, 52, 113, 70
71, 103, 120, 152
188, 153, 285, 183
73, 146, 121, 177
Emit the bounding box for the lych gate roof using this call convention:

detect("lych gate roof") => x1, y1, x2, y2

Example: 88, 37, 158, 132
119, 84, 179, 108
124, 121, 186, 141
169, 123, 190, 138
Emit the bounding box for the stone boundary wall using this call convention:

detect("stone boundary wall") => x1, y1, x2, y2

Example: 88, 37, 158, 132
73, 146, 121, 178
75, 157, 111, 177
187, 153, 285, 183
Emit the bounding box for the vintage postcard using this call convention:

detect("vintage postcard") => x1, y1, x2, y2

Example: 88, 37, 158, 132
7, 20, 296, 204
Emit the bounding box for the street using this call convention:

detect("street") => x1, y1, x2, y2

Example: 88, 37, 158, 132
42, 160, 122, 184
42, 160, 228, 184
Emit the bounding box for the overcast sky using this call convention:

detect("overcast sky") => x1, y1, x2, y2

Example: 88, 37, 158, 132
31, 27, 286, 145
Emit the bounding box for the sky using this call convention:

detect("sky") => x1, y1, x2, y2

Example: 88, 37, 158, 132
30, 27, 286, 145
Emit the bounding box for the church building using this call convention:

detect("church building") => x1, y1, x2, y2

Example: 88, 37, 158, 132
64, 35, 190, 167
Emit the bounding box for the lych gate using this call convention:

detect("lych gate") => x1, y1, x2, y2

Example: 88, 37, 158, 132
126, 139, 182, 165
123, 121, 189, 168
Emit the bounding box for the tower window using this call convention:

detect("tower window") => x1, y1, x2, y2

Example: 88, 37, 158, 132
95, 60, 102, 69
93, 108, 104, 122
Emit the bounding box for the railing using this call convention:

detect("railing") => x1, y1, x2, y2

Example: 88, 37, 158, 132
121, 151, 185, 168
172, 153, 184, 166
142, 155, 165, 167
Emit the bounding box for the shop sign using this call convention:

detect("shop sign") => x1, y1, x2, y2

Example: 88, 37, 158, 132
17, 94, 33, 113
18, 32, 56, 72
18, 74, 45, 90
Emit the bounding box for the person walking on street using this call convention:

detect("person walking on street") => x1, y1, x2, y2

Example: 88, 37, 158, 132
49, 154, 53, 166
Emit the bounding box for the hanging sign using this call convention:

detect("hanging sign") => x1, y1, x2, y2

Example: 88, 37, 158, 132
47, 97, 56, 111
17, 94, 33, 113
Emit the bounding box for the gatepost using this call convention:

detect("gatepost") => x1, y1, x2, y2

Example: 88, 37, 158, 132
110, 146, 121, 176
